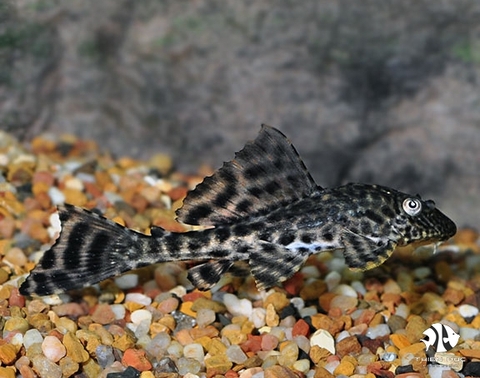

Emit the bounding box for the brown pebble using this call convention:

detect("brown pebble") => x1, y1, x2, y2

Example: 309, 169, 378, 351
313, 366, 335, 378
336, 335, 362, 359
263, 292, 290, 312
405, 315, 428, 344
387, 314, 407, 333
311, 313, 344, 335
264, 365, 298, 378
91, 303, 116, 325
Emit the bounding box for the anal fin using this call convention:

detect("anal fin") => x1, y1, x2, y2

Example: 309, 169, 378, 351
341, 229, 397, 270
187, 260, 234, 290
249, 242, 310, 291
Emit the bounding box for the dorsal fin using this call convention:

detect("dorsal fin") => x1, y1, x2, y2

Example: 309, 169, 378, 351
176, 125, 319, 226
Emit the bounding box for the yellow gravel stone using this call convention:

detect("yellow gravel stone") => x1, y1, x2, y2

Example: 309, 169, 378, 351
390, 333, 411, 349
112, 334, 136, 351
0, 367, 15, 378
205, 354, 233, 375
264, 292, 290, 312
63, 332, 90, 363
0, 344, 17, 365
398, 342, 426, 358
334, 358, 356, 376
266, 303, 280, 327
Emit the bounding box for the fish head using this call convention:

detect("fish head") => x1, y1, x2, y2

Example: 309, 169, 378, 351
392, 193, 457, 246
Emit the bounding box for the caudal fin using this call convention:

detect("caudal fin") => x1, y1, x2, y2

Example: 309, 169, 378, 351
20, 204, 148, 296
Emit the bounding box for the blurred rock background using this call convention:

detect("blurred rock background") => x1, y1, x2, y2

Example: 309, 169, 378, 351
1, 0, 479, 227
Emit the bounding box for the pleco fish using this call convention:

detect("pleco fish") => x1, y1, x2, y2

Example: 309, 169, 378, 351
20, 125, 457, 296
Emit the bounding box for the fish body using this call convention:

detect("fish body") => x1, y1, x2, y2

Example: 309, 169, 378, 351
20, 125, 457, 296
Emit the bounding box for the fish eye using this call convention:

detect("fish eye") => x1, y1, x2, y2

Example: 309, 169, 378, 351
402, 198, 422, 216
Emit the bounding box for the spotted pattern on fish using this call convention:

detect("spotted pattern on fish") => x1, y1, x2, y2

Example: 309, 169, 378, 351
20, 125, 457, 296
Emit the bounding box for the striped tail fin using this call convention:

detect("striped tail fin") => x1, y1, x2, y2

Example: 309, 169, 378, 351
20, 204, 150, 296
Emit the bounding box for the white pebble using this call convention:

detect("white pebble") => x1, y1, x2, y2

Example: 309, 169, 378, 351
196, 308, 216, 327
324, 359, 340, 374
110, 304, 126, 320
130, 309, 152, 325
183, 343, 204, 363
458, 304, 479, 319
125, 293, 151, 306
293, 335, 310, 353
459, 327, 480, 340
48, 187, 65, 206
310, 329, 335, 354
290, 297, 305, 311
293, 359, 310, 373
10, 333, 23, 348
227, 344, 248, 364
42, 335, 66, 362
366, 324, 391, 339
299, 306, 317, 318
325, 271, 341, 291
383, 279, 402, 294
414, 267, 431, 279
351, 280, 367, 296
24, 329, 44, 349
395, 303, 410, 319
301, 265, 320, 278
332, 284, 357, 297
250, 308, 266, 329
224, 293, 253, 317
114, 274, 139, 290
65, 177, 84, 191
169, 285, 187, 298
335, 330, 351, 343
167, 341, 183, 359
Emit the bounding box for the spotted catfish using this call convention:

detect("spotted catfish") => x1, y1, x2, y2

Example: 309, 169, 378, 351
20, 125, 457, 296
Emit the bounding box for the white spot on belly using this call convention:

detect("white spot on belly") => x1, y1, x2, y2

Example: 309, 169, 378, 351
285, 240, 340, 253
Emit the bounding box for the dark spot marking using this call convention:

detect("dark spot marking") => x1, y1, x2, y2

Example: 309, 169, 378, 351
365, 209, 384, 225
236, 199, 253, 213
245, 165, 265, 179
248, 187, 263, 198
279, 233, 295, 246
32, 272, 47, 284
298, 247, 309, 254
187, 240, 202, 251
322, 232, 334, 242
186, 205, 213, 223
360, 221, 373, 235
381, 206, 396, 218
214, 186, 237, 208
68, 222, 90, 245
265, 180, 280, 195
237, 244, 250, 254
164, 234, 181, 252
59, 208, 71, 222
211, 249, 230, 258
50, 271, 73, 291
233, 224, 250, 237
273, 158, 284, 170
40, 248, 56, 270
301, 234, 312, 244
262, 244, 276, 253
215, 227, 231, 243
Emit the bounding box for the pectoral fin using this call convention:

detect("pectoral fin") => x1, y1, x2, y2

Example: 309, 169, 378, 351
249, 242, 310, 291
341, 229, 397, 271
187, 260, 234, 290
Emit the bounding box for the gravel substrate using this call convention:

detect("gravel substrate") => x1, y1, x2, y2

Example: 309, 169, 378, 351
0, 131, 479, 378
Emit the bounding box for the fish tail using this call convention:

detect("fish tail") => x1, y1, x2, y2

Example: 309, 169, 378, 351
20, 204, 151, 296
